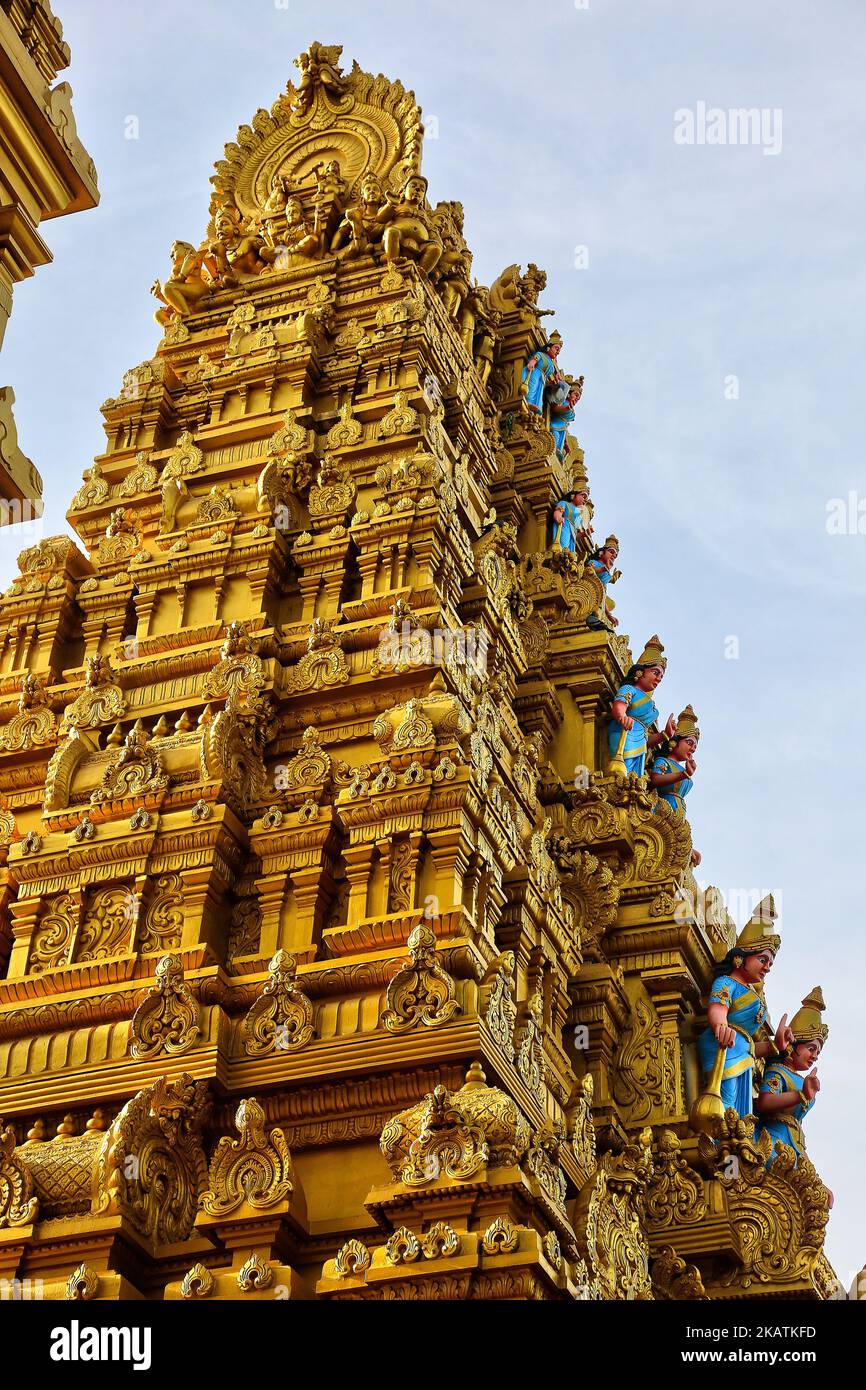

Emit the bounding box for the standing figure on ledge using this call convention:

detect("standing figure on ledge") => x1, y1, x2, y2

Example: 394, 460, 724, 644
548, 375, 584, 459
756, 987, 828, 1167
551, 487, 591, 553
696, 897, 793, 1122
586, 534, 619, 631
608, 635, 675, 776
521, 332, 562, 413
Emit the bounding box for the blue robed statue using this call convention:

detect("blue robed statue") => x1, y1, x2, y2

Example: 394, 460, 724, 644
521, 331, 563, 413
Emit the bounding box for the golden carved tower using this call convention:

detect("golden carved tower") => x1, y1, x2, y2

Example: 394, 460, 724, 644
0, 43, 836, 1301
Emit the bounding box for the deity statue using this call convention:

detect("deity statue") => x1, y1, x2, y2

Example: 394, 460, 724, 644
311, 159, 346, 203
381, 173, 443, 274
276, 197, 322, 260
330, 171, 390, 258
585, 533, 621, 633
151, 241, 213, 324
648, 703, 701, 864
209, 206, 275, 281
755, 987, 828, 1169
547, 375, 584, 459
607, 634, 676, 776
292, 42, 347, 114
263, 174, 291, 219
432, 202, 472, 319
648, 704, 698, 811
696, 897, 793, 1122
551, 487, 591, 553
521, 332, 563, 414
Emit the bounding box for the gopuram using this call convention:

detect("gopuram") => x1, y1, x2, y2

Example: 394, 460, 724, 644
0, 43, 839, 1302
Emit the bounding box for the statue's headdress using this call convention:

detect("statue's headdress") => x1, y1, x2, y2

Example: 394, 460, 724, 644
601, 534, 619, 553
672, 703, 700, 742
734, 893, 781, 957
635, 634, 666, 670
789, 986, 829, 1044
547, 330, 563, 347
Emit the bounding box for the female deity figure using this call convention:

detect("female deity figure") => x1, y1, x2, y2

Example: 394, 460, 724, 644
548, 376, 584, 459
608, 635, 676, 776
551, 487, 591, 553
585, 534, 619, 631
755, 987, 827, 1165
648, 704, 698, 811
150, 241, 213, 324
648, 704, 701, 864
696, 896, 793, 1121
521, 332, 563, 414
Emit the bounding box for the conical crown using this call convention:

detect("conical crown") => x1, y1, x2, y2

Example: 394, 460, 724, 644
789, 986, 829, 1044
672, 704, 699, 742
636, 634, 666, 670
735, 893, 780, 956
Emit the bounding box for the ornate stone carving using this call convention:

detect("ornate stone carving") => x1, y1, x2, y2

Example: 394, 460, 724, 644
200, 1097, 294, 1215
479, 951, 517, 1051
130, 954, 200, 1060
381, 925, 459, 1033
92, 1074, 209, 1246
284, 620, 350, 692
242, 950, 315, 1056
380, 1062, 530, 1187
139, 872, 184, 953
92, 719, 169, 804
0, 1124, 38, 1227
613, 995, 677, 1125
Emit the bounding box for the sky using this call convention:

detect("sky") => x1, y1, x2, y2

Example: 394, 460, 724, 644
1, 0, 863, 1287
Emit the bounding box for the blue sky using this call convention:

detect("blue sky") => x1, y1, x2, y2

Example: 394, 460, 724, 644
1, 0, 863, 1286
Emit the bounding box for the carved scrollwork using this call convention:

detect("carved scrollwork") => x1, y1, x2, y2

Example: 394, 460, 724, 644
381, 925, 459, 1033
0, 1124, 38, 1227
129, 954, 200, 1060
200, 1097, 294, 1216
92, 1074, 209, 1246
241, 950, 315, 1056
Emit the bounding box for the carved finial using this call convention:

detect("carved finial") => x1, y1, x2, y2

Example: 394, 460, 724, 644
129, 954, 200, 1060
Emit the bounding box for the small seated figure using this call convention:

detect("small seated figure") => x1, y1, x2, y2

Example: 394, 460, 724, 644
585, 533, 619, 631
381, 174, 443, 274
210, 207, 275, 281
262, 174, 291, 219
608, 634, 676, 776
521, 332, 562, 413
696, 897, 793, 1120
279, 197, 322, 259
551, 487, 592, 553
548, 375, 584, 459
755, 987, 827, 1167
151, 241, 213, 324
330, 171, 390, 258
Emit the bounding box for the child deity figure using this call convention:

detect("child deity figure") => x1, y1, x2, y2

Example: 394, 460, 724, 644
585, 533, 619, 631
755, 987, 828, 1170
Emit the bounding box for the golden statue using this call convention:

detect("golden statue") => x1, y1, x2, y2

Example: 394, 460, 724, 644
381, 173, 443, 273
330, 171, 390, 258
151, 240, 213, 323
